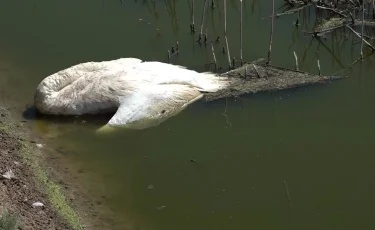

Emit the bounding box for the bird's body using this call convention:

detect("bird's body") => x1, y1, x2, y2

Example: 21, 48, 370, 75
34, 58, 229, 131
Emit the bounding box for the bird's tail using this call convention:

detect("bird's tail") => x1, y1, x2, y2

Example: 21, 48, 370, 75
194, 72, 231, 93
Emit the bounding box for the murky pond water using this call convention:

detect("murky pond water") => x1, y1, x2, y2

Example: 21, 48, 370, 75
2, 0, 375, 229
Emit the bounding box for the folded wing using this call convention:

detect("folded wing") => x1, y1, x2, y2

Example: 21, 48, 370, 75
106, 84, 203, 129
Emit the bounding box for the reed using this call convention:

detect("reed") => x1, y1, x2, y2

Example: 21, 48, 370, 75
224, 0, 232, 69
267, 0, 275, 64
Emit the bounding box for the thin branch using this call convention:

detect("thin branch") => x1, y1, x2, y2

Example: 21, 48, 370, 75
198, 0, 208, 41
317, 59, 321, 76
211, 42, 217, 70
293, 51, 299, 71
267, 0, 275, 64
361, 0, 365, 60
346, 25, 375, 51
240, 0, 243, 65
224, 0, 231, 69
224, 0, 227, 34
316, 5, 348, 18
191, 0, 196, 32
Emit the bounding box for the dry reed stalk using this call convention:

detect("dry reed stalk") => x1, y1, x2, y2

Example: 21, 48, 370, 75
267, 0, 275, 64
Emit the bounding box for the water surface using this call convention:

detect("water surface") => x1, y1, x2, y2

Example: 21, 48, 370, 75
1, 0, 375, 229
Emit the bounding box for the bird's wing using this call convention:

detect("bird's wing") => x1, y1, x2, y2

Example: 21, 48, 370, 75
70, 57, 143, 73
106, 84, 203, 129
125, 61, 229, 92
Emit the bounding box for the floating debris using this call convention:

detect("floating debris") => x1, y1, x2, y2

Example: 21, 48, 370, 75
32, 202, 44, 208
148, 184, 154, 189
156, 205, 166, 210
36, 143, 43, 148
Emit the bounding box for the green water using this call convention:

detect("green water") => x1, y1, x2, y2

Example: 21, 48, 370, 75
1, 0, 375, 229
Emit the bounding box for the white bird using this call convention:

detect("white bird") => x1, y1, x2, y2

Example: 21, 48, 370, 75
34, 58, 230, 133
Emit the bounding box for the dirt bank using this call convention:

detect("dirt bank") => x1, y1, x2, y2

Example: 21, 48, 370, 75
0, 106, 83, 229
0, 101, 135, 230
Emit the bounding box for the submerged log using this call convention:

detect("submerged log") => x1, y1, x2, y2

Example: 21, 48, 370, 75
204, 59, 346, 102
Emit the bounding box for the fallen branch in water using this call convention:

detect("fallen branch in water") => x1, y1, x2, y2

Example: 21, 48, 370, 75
316, 5, 348, 18
204, 59, 347, 102
346, 25, 375, 51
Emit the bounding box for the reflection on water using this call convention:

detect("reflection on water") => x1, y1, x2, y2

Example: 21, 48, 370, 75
2, 0, 375, 229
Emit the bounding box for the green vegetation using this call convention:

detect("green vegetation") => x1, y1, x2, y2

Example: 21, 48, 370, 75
0, 121, 84, 230
0, 209, 20, 230
19, 143, 84, 230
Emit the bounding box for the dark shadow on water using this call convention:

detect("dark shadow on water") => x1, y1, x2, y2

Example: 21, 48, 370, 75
22, 105, 114, 127
204, 82, 336, 108
22, 105, 37, 120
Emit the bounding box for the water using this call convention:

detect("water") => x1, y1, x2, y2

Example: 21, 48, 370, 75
1, 0, 375, 229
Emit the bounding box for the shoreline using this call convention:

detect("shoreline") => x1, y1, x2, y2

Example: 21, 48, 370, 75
0, 105, 85, 229
0, 100, 134, 230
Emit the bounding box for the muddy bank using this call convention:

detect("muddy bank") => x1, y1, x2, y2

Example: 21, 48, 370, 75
1, 102, 136, 230
0, 107, 74, 229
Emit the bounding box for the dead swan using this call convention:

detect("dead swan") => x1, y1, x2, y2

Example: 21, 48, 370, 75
34, 58, 230, 132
